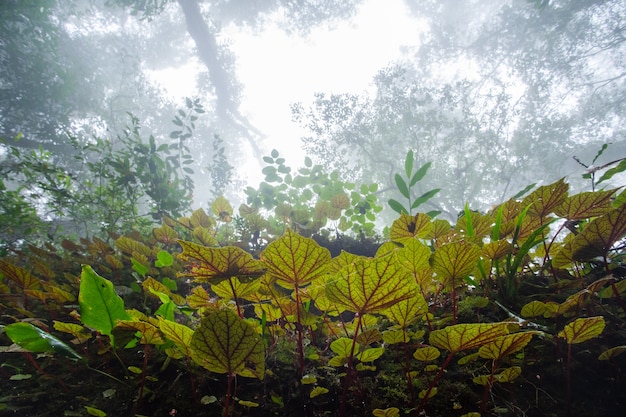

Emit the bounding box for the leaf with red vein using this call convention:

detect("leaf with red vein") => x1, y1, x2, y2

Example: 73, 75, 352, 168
571, 204, 626, 261
558, 316, 605, 344
260, 229, 331, 289
522, 178, 569, 218
478, 332, 537, 361
432, 241, 481, 286
190, 309, 264, 378
326, 253, 416, 315
554, 189, 618, 219
429, 322, 511, 353
0, 260, 40, 291
178, 240, 266, 283
389, 213, 433, 243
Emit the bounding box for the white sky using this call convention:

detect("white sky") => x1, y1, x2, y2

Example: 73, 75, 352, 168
230, 0, 423, 158
152, 0, 424, 165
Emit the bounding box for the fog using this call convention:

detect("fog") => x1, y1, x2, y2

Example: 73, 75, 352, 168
1, 0, 626, 241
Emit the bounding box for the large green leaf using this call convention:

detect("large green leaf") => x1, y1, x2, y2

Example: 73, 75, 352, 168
5, 322, 82, 360
79, 265, 130, 346
326, 253, 417, 315
571, 204, 626, 261
432, 241, 481, 285
190, 309, 264, 379
260, 229, 331, 289
178, 240, 266, 283
429, 322, 511, 353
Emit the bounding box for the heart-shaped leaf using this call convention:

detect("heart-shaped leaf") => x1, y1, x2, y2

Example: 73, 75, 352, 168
432, 242, 481, 285
190, 309, 264, 379
152, 224, 179, 245
331, 337, 357, 359
429, 322, 511, 353
520, 301, 546, 318
357, 347, 384, 362
373, 407, 400, 417
326, 253, 417, 315
413, 346, 441, 362
389, 213, 433, 243
178, 240, 266, 283
261, 229, 331, 289
558, 316, 605, 345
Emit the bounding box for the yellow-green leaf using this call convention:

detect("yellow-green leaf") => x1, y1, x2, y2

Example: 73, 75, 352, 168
522, 178, 569, 218
261, 229, 331, 289
178, 240, 266, 284
115, 320, 165, 345
115, 236, 151, 257
310, 386, 329, 398
418, 387, 437, 399
326, 253, 416, 315
357, 347, 384, 362
84, 406, 106, 416
53, 321, 91, 343
571, 204, 626, 261
152, 224, 179, 245
0, 260, 40, 291
432, 242, 481, 284
383, 292, 428, 328
496, 366, 522, 382
301, 374, 317, 384
331, 337, 357, 358
429, 322, 511, 353
372, 407, 400, 417
478, 332, 536, 361
397, 238, 432, 274
189, 208, 215, 228
211, 277, 261, 301
212, 196, 233, 222
554, 189, 617, 220
599, 345, 626, 360
482, 240, 513, 260
382, 329, 409, 345
190, 309, 264, 378
558, 316, 605, 344
520, 301, 546, 318
158, 318, 193, 354
238, 400, 259, 407
413, 346, 441, 362
389, 213, 433, 243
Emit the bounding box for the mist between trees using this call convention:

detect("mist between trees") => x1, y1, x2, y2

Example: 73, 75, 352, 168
1, 0, 625, 249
